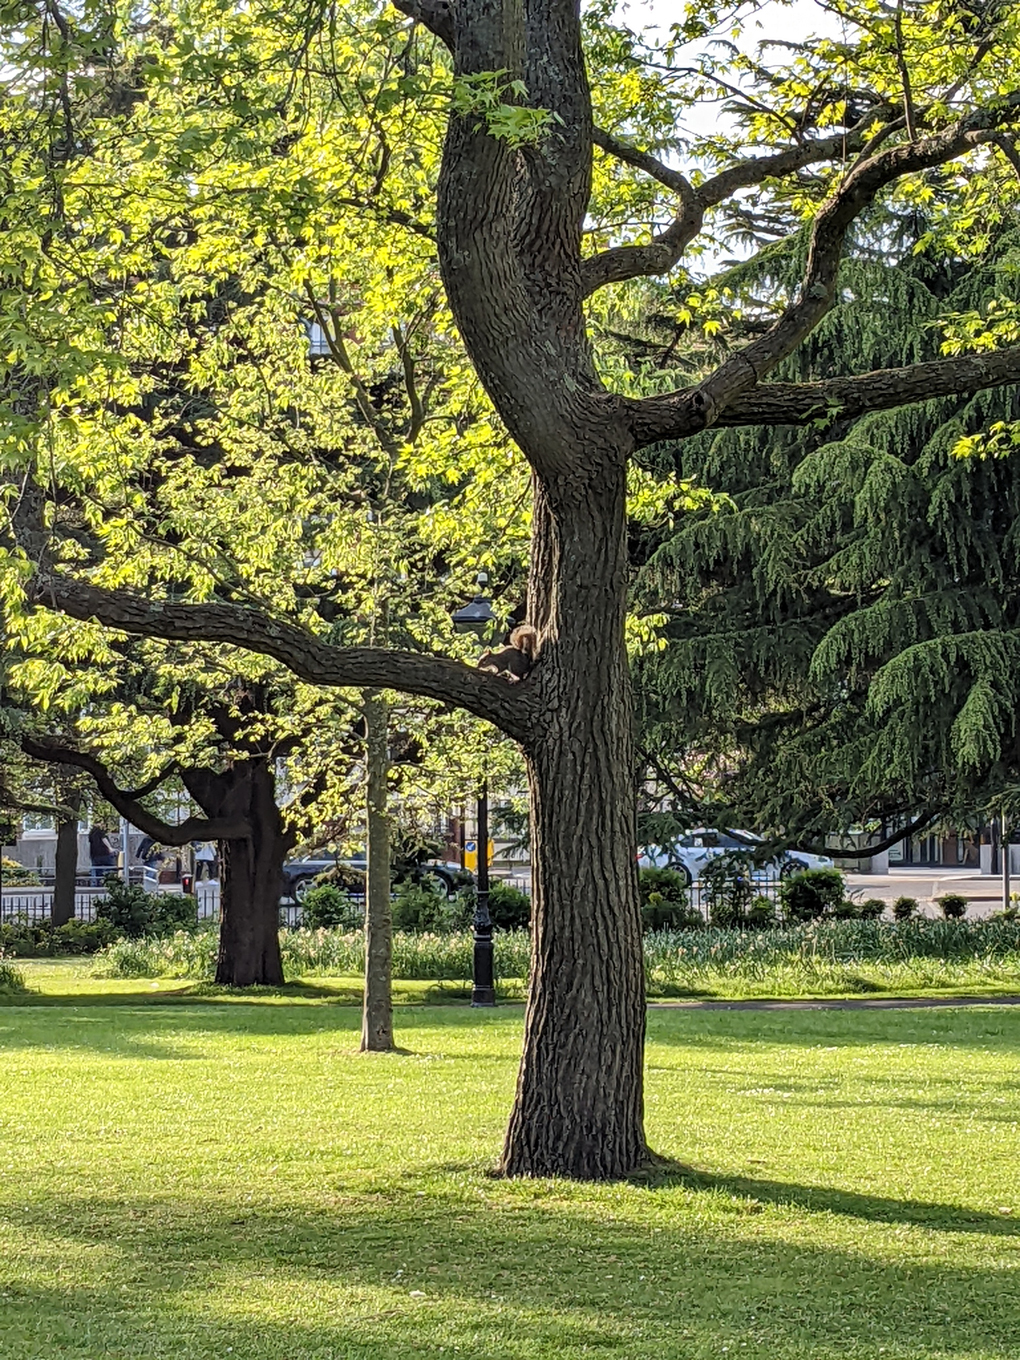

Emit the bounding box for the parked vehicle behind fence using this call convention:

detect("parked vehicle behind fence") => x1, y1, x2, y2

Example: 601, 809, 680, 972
638, 829, 834, 887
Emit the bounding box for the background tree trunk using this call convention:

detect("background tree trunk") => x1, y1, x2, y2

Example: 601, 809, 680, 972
500, 460, 648, 1179
215, 760, 287, 986
51, 780, 81, 928
362, 690, 393, 1051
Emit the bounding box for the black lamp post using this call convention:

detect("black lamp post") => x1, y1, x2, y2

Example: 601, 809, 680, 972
452, 573, 498, 1007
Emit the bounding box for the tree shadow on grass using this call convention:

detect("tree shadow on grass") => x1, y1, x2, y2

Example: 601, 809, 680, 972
2, 1185, 1019, 1359
634, 1157, 1020, 1235
0, 995, 524, 1061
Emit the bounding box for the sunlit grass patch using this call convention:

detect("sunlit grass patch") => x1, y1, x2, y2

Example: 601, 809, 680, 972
0, 994, 1018, 1357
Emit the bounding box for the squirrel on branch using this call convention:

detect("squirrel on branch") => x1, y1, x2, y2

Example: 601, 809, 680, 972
477, 625, 539, 683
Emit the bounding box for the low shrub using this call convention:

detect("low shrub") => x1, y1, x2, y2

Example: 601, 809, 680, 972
779, 868, 846, 922
390, 882, 455, 933
0, 958, 27, 992
858, 898, 887, 920
746, 896, 777, 929
831, 899, 860, 920
487, 881, 531, 931
938, 893, 968, 920
639, 867, 689, 905
51, 919, 117, 954
1, 856, 40, 887
0, 917, 117, 957
95, 881, 198, 938
301, 885, 361, 930
638, 868, 700, 930
893, 895, 919, 921
643, 900, 705, 931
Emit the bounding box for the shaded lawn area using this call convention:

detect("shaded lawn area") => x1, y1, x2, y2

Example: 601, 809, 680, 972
0, 985, 1018, 1359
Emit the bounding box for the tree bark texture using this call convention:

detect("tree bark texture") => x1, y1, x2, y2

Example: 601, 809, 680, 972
499, 460, 648, 1178
362, 690, 394, 1051
436, 3, 649, 1178
214, 759, 287, 987
51, 781, 81, 928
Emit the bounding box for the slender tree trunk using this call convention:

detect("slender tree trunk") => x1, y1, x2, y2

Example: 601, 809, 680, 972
52, 781, 81, 928
362, 690, 393, 1051
499, 460, 648, 1179
215, 760, 287, 986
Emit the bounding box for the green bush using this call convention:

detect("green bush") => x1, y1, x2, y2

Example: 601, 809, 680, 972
938, 893, 968, 920
638, 867, 701, 931
390, 882, 453, 933
1, 856, 41, 887
746, 896, 777, 929
95, 881, 198, 938
832, 899, 860, 920
51, 919, 118, 954
892, 895, 918, 921
858, 898, 887, 920
0, 917, 116, 957
639, 867, 689, 905
300, 885, 361, 930
487, 881, 531, 931
779, 867, 846, 922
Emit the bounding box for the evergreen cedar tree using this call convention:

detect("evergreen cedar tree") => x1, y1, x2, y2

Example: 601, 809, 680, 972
15, 1, 1020, 1178
635, 223, 1020, 850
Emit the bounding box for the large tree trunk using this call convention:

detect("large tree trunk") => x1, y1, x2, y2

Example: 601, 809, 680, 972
215, 760, 287, 986
361, 690, 393, 1051
51, 781, 81, 928
499, 462, 648, 1179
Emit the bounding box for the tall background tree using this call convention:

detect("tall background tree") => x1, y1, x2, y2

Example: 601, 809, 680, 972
631, 210, 1020, 850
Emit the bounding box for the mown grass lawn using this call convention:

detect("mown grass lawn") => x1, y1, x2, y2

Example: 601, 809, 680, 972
0, 965, 1018, 1359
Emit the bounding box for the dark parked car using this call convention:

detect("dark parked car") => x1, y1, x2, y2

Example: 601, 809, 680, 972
280, 857, 467, 902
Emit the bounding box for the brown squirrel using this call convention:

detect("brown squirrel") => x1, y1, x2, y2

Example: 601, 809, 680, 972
477, 625, 539, 683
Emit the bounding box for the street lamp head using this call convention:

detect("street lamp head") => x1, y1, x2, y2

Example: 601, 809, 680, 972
452, 572, 498, 637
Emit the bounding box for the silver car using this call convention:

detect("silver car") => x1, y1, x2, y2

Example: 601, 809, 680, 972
638, 829, 834, 887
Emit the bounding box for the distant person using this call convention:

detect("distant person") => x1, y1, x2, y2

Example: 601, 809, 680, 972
88, 825, 116, 884
194, 841, 218, 881
136, 836, 162, 864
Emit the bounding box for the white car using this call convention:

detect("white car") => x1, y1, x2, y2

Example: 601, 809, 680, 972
638, 829, 834, 887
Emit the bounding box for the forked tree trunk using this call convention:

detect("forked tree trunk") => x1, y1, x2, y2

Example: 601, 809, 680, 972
51, 783, 81, 928
362, 690, 393, 1051
215, 760, 287, 987
499, 462, 648, 1179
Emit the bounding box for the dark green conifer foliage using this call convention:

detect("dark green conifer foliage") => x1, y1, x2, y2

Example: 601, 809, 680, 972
635, 221, 1020, 842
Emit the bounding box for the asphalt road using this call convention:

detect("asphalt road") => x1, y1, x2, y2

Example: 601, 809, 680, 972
845, 867, 1013, 916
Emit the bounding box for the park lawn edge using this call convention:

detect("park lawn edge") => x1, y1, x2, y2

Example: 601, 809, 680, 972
4, 958, 1020, 1007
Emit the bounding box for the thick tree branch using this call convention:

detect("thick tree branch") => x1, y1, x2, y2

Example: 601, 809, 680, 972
21, 737, 249, 843
391, 0, 455, 51
25, 571, 536, 744
628, 345, 1020, 444
584, 129, 702, 295
626, 90, 1020, 440
590, 127, 693, 196
583, 118, 879, 296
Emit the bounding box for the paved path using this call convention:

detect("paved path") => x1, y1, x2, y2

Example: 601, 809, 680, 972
650, 994, 1020, 1011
